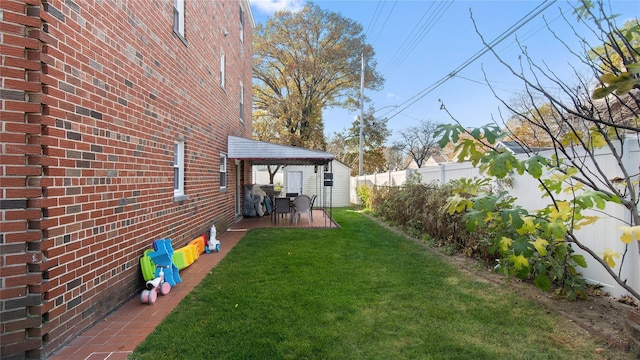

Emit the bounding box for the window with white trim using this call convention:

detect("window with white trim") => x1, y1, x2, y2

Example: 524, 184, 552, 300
173, 0, 185, 38
239, 82, 244, 122
220, 49, 225, 88
220, 153, 227, 189
174, 141, 185, 197
239, 5, 244, 43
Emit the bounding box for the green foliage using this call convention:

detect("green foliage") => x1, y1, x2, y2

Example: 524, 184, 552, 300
582, 9, 640, 99
361, 170, 594, 299
427, 1, 640, 300
356, 184, 373, 210
447, 178, 590, 299
431, 123, 625, 298
593, 71, 640, 99
327, 107, 391, 174
252, 3, 384, 148
369, 180, 496, 263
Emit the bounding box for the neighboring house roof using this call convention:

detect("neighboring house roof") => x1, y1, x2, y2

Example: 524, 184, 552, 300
423, 155, 449, 166
498, 140, 556, 155
228, 136, 334, 166
497, 141, 530, 155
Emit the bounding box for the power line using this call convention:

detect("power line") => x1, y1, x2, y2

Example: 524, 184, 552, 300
379, 0, 558, 121
365, 1, 385, 40
383, 0, 453, 76
371, 0, 399, 45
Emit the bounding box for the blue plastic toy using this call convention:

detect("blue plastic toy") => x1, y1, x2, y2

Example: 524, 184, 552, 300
147, 238, 182, 287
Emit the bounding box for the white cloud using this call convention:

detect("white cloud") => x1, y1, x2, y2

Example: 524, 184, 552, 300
251, 0, 304, 14
386, 92, 400, 100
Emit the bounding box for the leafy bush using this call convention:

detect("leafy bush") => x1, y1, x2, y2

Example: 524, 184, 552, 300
367, 176, 588, 299
356, 184, 373, 210
367, 178, 497, 264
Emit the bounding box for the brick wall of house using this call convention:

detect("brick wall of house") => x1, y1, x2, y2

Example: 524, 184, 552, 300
0, 0, 253, 358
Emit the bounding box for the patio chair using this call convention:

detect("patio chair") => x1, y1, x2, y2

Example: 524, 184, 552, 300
274, 197, 292, 224
293, 195, 312, 224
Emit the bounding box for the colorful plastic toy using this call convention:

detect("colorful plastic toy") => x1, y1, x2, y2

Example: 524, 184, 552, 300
172, 243, 197, 270
147, 239, 181, 286
140, 249, 156, 282
206, 225, 221, 253
140, 266, 171, 304
189, 235, 206, 255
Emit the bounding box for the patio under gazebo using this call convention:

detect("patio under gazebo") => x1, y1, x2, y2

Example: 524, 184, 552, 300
227, 135, 338, 228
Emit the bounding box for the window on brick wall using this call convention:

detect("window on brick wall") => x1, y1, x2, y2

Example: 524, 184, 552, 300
239, 5, 244, 43
220, 153, 227, 190
173, 0, 185, 39
220, 49, 225, 89
239, 82, 244, 123
174, 141, 185, 198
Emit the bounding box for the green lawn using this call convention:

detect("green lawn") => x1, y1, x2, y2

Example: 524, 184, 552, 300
130, 208, 621, 359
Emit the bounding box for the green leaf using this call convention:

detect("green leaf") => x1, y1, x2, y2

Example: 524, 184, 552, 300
574, 190, 610, 210
593, 72, 640, 98
534, 274, 552, 292
525, 155, 546, 179
462, 210, 485, 231
570, 254, 588, 268
593, 87, 614, 99
485, 152, 519, 178
627, 63, 640, 74
513, 237, 533, 256
482, 124, 504, 144
473, 193, 499, 211
545, 221, 567, 239
502, 208, 526, 229
435, 123, 464, 148
445, 194, 472, 215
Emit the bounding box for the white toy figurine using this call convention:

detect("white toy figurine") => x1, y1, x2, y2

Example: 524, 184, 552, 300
140, 267, 171, 304
207, 224, 221, 253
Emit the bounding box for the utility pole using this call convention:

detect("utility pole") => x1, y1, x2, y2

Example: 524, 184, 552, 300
359, 53, 364, 176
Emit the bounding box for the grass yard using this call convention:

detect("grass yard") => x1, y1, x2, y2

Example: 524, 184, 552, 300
130, 208, 622, 359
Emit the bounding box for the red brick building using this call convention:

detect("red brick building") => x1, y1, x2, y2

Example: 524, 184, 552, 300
1, 0, 253, 358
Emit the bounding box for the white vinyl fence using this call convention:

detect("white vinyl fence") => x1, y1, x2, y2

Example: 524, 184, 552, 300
351, 138, 640, 300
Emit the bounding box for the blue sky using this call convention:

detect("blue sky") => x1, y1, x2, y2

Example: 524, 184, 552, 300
249, 0, 639, 144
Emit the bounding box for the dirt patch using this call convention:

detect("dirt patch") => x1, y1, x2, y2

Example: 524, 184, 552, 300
366, 214, 639, 358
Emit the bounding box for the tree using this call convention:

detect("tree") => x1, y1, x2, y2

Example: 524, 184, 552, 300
252, 110, 285, 184
326, 107, 390, 175
253, 3, 384, 150
394, 120, 442, 168
437, 1, 640, 299
383, 145, 409, 171
503, 98, 560, 149
589, 18, 640, 95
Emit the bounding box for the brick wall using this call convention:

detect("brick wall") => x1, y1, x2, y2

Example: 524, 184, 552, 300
1, 0, 253, 358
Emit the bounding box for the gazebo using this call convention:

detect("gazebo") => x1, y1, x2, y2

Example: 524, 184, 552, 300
227, 135, 336, 226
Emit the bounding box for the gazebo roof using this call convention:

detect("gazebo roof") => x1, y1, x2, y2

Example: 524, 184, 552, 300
227, 136, 334, 166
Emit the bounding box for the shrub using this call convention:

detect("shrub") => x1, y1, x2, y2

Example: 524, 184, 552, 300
367, 179, 498, 264
356, 184, 373, 210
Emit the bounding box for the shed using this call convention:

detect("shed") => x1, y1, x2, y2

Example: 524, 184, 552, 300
280, 160, 351, 207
